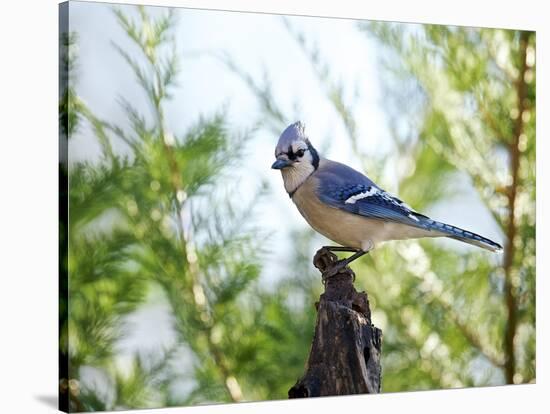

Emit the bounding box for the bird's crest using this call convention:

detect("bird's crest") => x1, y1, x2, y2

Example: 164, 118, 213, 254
275, 121, 308, 156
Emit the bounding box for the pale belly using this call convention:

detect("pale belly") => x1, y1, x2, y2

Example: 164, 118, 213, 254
291, 181, 433, 250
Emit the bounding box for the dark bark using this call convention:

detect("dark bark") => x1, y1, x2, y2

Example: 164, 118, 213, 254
289, 247, 382, 398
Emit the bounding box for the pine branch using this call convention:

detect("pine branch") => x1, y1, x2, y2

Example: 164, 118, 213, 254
502, 30, 531, 384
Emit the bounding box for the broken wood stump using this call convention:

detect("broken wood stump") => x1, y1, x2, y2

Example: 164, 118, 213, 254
288, 247, 382, 398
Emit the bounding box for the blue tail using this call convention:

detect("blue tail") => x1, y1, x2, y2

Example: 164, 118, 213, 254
423, 218, 503, 252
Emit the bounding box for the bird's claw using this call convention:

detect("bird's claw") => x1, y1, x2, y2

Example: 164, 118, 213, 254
321, 260, 355, 285
321, 265, 341, 283
313, 247, 339, 273
314, 246, 357, 285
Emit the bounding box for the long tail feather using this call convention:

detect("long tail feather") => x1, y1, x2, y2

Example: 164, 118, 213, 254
423, 219, 503, 252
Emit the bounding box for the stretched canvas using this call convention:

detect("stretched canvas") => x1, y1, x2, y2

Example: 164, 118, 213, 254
59, 1, 536, 412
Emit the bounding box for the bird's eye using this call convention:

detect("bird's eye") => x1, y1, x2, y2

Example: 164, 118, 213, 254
296, 149, 305, 157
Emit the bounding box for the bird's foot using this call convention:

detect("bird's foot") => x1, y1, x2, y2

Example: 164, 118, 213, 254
321, 259, 354, 284
314, 246, 367, 285
314, 247, 349, 284
313, 247, 339, 273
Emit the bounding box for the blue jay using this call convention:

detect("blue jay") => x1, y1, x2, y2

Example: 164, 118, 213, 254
272, 121, 502, 275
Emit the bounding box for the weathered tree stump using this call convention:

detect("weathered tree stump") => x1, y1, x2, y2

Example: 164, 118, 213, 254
288, 247, 382, 398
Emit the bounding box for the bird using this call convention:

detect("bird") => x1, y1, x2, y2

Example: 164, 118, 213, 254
271, 121, 502, 277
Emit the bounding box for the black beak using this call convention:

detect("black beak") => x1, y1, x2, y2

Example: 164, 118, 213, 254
271, 159, 290, 169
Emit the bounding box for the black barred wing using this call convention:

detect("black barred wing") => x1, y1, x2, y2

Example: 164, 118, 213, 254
317, 178, 433, 231
313, 160, 502, 251
315, 172, 503, 250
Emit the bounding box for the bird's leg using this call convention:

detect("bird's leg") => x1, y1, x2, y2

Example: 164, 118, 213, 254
322, 246, 359, 253
336, 250, 368, 267
320, 248, 369, 283
322, 246, 365, 267
318, 246, 359, 282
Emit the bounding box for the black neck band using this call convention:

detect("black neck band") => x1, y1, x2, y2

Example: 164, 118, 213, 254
307, 141, 319, 170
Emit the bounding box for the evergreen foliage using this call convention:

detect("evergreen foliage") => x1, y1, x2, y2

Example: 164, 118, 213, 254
60, 6, 535, 411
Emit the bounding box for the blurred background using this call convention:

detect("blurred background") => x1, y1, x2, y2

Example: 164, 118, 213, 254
59, 2, 536, 411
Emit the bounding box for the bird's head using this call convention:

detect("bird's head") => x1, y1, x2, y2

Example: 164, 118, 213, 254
272, 121, 320, 195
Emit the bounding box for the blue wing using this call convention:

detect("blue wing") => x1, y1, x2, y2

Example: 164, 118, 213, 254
314, 160, 503, 252
315, 160, 434, 231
